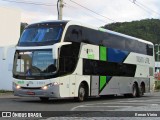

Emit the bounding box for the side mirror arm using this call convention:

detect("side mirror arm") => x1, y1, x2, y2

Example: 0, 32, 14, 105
52, 42, 72, 59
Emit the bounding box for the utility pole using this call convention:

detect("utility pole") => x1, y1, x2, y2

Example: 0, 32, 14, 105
57, 0, 63, 20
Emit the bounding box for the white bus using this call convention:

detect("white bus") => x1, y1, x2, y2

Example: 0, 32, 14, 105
13, 21, 155, 102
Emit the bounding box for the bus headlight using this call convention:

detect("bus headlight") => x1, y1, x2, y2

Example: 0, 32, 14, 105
48, 82, 59, 86
42, 82, 59, 90
42, 86, 48, 90
13, 82, 21, 89
16, 85, 21, 89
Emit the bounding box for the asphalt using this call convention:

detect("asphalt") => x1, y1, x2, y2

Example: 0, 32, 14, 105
0, 92, 160, 120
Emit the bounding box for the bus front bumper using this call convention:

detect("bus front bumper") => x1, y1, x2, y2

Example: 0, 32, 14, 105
13, 85, 60, 98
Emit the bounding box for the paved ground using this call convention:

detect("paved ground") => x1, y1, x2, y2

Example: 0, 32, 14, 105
0, 92, 160, 119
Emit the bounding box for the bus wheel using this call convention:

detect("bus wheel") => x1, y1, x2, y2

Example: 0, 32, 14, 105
39, 97, 49, 102
131, 83, 138, 97
138, 83, 145, 97
77, 83, 87, 102
141, 85, 145, 96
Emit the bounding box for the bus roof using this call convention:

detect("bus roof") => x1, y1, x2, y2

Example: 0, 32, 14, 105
26, 20, 69, 28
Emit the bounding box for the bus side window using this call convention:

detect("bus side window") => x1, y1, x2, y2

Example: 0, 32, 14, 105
64, 25, 82, 43
82, 27, 100, 45
147, 44, 153, 56
71, 29, 81, 42
101, 39, 109, 47
125, 39, 136, 52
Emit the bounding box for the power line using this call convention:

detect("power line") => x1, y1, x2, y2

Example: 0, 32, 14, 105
66, 4, 108, 24
129, 0, 152, 14
1, 0, 56, 6
63, 1, 75, 8
136, 0, 160, 16
129, 0, 160, 16
63, 1, 108, 24
70, 0, 115, 22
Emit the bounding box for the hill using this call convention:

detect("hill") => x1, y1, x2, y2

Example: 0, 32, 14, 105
103, 19, 160, 44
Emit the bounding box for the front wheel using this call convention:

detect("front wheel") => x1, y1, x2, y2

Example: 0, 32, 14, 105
77, 83, 87, 102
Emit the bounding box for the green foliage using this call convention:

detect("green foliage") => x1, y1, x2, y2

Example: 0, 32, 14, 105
155, 80, 160, 90
0, 90, 6, 93
0, 90, 13, 93
155, 85, 160, 90
103, 19, 160, 44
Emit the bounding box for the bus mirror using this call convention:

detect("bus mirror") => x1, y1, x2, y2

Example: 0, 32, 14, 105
52, 42, 72, 59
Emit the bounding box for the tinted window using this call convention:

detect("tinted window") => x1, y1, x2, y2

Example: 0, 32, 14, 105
18, 25, 63, 46
58, 42, 80, 75
81, 27, 100, 45
64, 26, 82, 43
125, 39, 137, 52
64, 25, 153, 56
21, 27, 61, 41
83, 59, 136, 77
101, 32, 125, 50
147, 44, 153, 56
13, 50, 57, 79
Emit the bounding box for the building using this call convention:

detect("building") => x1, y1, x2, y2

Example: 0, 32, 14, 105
0, 7, 21, 90
0, 46, 15, 90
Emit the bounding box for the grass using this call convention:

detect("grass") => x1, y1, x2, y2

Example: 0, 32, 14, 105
155, 80, 160, 91
0, 90, 13, 94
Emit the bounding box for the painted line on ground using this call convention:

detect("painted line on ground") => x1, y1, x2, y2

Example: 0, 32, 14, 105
71, 104, 132, 111
71, 98, 160, 111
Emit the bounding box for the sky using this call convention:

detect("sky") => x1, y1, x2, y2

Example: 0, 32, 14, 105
0, 0, 160, 27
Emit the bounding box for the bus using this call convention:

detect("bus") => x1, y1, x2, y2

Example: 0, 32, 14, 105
12, 21, 155, 102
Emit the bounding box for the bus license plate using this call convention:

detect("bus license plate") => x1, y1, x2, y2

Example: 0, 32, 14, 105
27, 91, 35, 95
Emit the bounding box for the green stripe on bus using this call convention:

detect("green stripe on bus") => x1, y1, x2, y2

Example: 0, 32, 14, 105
100, 76, 106, 91
100, 46, 107, 61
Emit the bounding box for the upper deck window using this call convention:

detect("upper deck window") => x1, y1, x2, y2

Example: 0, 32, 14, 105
18, 25, 63, 46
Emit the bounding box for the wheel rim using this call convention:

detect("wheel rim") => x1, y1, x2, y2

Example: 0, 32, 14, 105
79, 87, 85, 101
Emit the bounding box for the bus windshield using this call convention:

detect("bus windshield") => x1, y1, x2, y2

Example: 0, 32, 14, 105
18, 26, 63, 46
13, 50, 57, 78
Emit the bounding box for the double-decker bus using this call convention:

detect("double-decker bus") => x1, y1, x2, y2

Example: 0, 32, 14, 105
12, 21, 155, 102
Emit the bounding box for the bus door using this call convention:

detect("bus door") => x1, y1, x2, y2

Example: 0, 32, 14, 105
69, 75, 76, 97
59, 76, 70, 97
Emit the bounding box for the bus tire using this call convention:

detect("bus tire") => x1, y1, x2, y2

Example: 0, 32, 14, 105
141, 85, 145, 96
131, 83, 138, 97
77, 83, 87, 102
138, 83, 145, 97
39, 97, 49, 102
